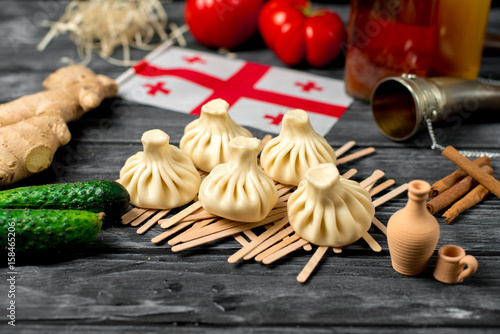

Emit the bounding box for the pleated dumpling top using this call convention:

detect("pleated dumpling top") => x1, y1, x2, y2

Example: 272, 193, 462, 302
180, 98, 253, 172
119, 129, 201, 209
260, 109, 336, 186
287, 163, 375, 247
199, 136, 278, 222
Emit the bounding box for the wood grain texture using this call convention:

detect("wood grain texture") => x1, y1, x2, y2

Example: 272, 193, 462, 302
0, 1, 499, 333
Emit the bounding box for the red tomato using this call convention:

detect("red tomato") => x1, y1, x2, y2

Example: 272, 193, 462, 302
185, 0, 264, 50
258, 0, 346, 67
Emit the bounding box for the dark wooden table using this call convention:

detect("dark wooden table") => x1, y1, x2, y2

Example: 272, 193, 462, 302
1, 1, 500, 333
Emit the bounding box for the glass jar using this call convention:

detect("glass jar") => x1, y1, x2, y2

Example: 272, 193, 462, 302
344, 0, 439, 101
431, 0, 491, 80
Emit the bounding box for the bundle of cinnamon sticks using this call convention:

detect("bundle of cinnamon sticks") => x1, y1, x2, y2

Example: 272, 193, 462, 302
427, 146, 500, 224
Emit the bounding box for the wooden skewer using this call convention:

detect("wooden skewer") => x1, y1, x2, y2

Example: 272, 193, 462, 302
274, 201, 288, 208
332, 247, 342, 254
151, 221, 194, 244
277, 185, 294, 197
171, 217, 285, 252
183, 210, 286, 245
364, 183, 376, 192
159, 201, 203, 229
372, 183, 409, 208
136, 209, 170, 234
237, 230, 259, 245
182, 218, 235, 242
261, 134, 273, 146
277, 193, 292, 203
128, 209, 158, 227
303, 244, 313, 251
360, 169, 385, 190
243, 229, 259, 240
372, 217, 387, 235
168, 218, 217, 245
121, 207, 148, 225
233, 233, 249, 247
262, 238, 310, 265
362, 232, 382, 252
275, 182, 294, 191
297, 246, 329, 283
335, 140, 356, 158
244, 226, 295, 261
336, 147, 376, 165
369, 179, 395, 196
342, 168, 358, 180
131, 209, 165, 227
178, 209, 216, 223
255, 233, 301, 262
228, 216, 289, 263
181, 208, 288, 244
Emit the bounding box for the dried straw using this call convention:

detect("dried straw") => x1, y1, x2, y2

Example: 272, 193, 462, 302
37, 0, 170, 66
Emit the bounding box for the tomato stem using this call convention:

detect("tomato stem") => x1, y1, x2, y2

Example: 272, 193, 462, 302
297, 1, 325, 18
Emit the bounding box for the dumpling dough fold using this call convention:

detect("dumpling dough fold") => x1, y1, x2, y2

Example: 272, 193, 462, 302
288, 163, 375, 247
260, 109, 336, 186
180, 98, 253, 172
120, 129, 200, 209
199, 136, 278, 222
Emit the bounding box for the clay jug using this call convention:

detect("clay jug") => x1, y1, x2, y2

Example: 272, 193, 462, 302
387, 180, 440, 275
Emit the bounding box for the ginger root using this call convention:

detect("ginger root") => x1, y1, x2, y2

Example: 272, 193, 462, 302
0, 65, 118, 126
0, 116, 71, 186
0, 65, 118, 186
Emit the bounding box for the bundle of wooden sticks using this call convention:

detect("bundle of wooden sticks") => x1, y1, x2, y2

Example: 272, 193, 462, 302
427, 146, 500, 224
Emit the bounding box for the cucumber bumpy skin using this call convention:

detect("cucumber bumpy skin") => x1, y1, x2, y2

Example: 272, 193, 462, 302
0, 209, 104, 253
0, 180, 130, 220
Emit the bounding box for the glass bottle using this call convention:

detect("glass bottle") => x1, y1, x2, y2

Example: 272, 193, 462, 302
430, 0, 491, 80
344, 0, 439, 101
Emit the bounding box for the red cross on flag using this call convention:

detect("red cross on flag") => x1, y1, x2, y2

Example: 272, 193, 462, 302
118, 45, 352, 136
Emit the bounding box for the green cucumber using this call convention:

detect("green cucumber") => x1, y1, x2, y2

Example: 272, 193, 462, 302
0, 180, 130, 220
0, 209, 104, 253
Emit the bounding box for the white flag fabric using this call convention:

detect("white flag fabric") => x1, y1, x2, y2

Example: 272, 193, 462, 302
118, 45, 352, 136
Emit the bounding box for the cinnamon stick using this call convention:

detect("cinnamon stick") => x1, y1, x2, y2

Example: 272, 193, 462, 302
442, 183, 491, 224
426, 165, 494, 215
442, 146, 500, 199
429, 155, 491, 198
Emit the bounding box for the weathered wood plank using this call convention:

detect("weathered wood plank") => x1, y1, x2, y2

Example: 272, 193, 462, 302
11, 254, 500, 326
1, 1, 499, 333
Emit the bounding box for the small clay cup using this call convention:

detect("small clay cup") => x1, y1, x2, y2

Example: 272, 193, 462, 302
433, 245, 478, 284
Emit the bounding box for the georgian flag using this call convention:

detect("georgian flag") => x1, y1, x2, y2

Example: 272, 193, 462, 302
118, 44, 352, 136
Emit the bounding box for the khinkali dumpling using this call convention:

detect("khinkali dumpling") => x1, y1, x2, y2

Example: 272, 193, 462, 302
119, 129, 201, 209
260, 109, 336, 186
199, 136, 278, 222
180, 98, 253, 172
287, 163, 375, 247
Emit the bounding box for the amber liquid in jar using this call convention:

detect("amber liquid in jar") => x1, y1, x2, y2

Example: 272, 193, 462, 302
344, 0, 439, 100
431, 0, 491, 80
